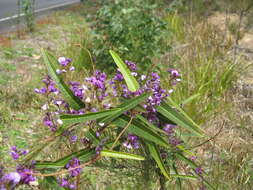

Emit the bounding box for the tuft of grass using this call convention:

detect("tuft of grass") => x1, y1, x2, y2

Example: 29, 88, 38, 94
158, 9, 253, 190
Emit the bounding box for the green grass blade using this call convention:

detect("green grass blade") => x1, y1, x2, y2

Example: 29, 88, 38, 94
113, 115, 169, 148
109, 50, 139, 92
146, 142, 170, 179
171, 174, 197, 180
74, 47, 93, 71
157, 101, 204, 137
60, 108, 120, 126
41, 49, 85, 110
180, 93, 201, 106
101, 150, 145, 160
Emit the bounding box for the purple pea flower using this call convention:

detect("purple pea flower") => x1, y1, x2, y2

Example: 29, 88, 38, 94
58, 57, 72, 67
195, 167, 203, 175
163, 124, 176, 135
3, 172, 21, 185
70, 135, 78, 143
123, 134, 140, 149
16, 167, 36, 185
65, 158, 82, 177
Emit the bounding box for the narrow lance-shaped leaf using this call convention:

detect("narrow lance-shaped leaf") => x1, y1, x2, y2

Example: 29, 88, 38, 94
156, 101, 204, 137
109, 50, 139, 92
175, 153, 214, 189
35, 148, 96, 169
41, 49, 85, 110
60, 108, 120, 126
113, 115, 169, 148
99, 92, 151, 125
146, 142, 170, 179
167, 97, 201, 131
101, 150, 145, 161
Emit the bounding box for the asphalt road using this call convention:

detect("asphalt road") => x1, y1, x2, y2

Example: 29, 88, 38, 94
0, 0, 79, 20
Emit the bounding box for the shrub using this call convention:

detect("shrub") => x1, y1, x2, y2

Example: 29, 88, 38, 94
0, 49, 212, 189
92, 0, 169, 72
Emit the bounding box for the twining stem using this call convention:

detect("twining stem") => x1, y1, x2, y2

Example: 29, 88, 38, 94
110, 117, 133, 150
26, 155, 100, 177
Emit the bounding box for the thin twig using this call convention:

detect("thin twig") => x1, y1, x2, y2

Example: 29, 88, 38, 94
110, 117, 133, 150
189, 121, 225, 150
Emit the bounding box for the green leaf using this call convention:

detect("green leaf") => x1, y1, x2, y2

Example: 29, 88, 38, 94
167, 97, 201, 131
101, 150, 145, 160
109, 50, 139, 92
21, 139, 55, 163
172, 164, 182, 189
113, 115, 169, 148
171, 174, 197, 180
175, 152, 198, 169
74, 47, 93, 71
41, 49, 85, 110
157, 101, 204, 137
136, 115, 168, 135
35, 148, 96, 169
60, 108, 120, 126
44, 176, 67, 190
146, 142, 170, 179
180, 93, 201, 106
175, 153, 215, 189
99, 92, 151, 125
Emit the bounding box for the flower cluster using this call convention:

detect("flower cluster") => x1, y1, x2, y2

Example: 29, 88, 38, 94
16, 166, 36, 185
65, 157, 82, 177
163, 124, 182, 146
86, 70, 108, 101
10, 146, 28, 160
123, 134, 140, 149
58, 177, 76, 189
168, 69, 181, 86
34, 75, 59, 95
69, 82, 84, 100
0, 164, 36, 189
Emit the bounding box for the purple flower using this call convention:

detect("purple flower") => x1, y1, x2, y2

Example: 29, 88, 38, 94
10, 146, 28, 160
58, 178, 76, 189
190, 156, 197, 161
125, 60, 137, 71
70, 135, 78, 143
163, 124, 176, 135
80, 137, 90, 145
169, 137, 182, 146
69, 66, 75, 71
16, 167, 36, 185
168, 69, 180, 78
10, 152, 19, 160
3, 172, 21, 185
69, 81, 84, 99
65, 158, 82, 177
113, 72, 124, 81
58, 57, 72, 67
123, 134, 140, 149
195, 167, 203, 175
